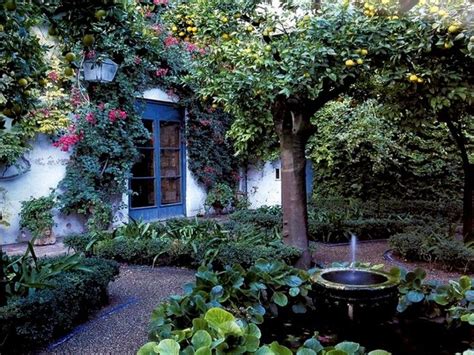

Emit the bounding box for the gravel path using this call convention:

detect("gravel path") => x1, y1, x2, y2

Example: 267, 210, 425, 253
41, 265, 195, 355
313, 240, 473, 282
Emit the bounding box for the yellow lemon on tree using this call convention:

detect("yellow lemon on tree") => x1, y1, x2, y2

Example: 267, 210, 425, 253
409, 74, 418, 82
221, 16, 228, 23
222, 33, 230, 40
83, 34, 95, 46
438, 10, 448, 17
211, 103, 218, 109
430, 6, 439, 13
345, 59, 356, 67
448, 25, 459, 33
444, 42, 453, 49
171, 25, 178, 32
5, 0, 17, 11
360, 49, 368, 56
192, 27, 198, 33
417, 77, 424, 83
356, 58, 364, 65
95, 9, 107, 20
179, 31, 185, 37
64, 67, 74, 76
65, 52, 76, 62
18, 78, 28, 87
187, 26, 193, 32
246, 25, 254, 32
303, 72, 310, 78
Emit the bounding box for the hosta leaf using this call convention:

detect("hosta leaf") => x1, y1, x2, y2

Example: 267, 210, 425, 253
195, 347, 212, 355
156, 339, 180, 355
406, 290, 424, 303
137, 342, 158, 355
272, 292, 288, 307
335, 341, 360, 354
297, 349, 317, 355
204, 308, 234, 328
269, 341, 293, 355
289, 287, 300, 297
303, 338, 324, 352
192, 330, 212, 349
368, 351, 392, 355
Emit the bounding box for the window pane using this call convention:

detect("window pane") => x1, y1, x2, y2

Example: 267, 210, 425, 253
161, 178, 181, 205
141, 120, 154, 148
160, 149, 180, 177
160, 121, 180, 148
132, 149, 154, 177
131, 179, 156, 208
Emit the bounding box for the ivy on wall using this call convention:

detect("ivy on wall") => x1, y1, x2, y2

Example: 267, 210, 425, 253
185, 102, 241, 190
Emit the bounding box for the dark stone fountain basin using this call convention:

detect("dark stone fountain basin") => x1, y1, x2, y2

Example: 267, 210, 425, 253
312, 268, 399, 322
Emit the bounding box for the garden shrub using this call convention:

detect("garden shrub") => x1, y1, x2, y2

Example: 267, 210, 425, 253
0, 257, 119, 353
64, 218, 299, 268
230, 198, 461, 244
389, 225, 474, 272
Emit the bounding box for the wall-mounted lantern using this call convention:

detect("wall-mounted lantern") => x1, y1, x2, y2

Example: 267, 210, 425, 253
82, 58, 118, 83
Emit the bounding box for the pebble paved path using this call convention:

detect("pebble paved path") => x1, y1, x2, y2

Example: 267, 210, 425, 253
40, 265, 195, 355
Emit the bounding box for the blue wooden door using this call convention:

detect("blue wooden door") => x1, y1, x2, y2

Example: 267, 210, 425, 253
129, 100, 186, 220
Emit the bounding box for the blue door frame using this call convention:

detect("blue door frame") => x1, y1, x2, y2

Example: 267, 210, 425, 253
129, 100, 186, 221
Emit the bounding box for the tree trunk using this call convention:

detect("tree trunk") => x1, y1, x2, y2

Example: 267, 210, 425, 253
274, 100, 313, 268
463, 164, 474, 242
444, 119, 473, 243
0, 246, 6, 306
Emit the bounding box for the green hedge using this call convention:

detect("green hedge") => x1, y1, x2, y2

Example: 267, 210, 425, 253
308, 218, 421, 243
389, 226, 474, 272
65, 233, 299, 269
0, 257, 119, 353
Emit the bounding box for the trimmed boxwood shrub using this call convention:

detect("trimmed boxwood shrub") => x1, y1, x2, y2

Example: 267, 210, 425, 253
389, 226, 474, 272
0, 257, 119, 353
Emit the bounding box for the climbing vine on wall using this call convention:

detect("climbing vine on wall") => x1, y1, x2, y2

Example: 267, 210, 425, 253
185, 101, 241, 190
38, 0, 194, 228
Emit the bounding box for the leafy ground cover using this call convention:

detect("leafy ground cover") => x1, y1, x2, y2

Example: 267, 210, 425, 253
64, 218, 300, 269
138, 259, 473, 354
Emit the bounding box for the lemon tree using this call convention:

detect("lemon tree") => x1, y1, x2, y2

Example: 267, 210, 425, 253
170, 0, 429, 266
372, 0, 474, 241
0, 1, 49, 165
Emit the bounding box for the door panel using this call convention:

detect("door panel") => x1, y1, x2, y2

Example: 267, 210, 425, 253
129, 101, 185, 221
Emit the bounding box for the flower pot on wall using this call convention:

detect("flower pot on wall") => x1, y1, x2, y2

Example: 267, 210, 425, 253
33, 228, 56, 246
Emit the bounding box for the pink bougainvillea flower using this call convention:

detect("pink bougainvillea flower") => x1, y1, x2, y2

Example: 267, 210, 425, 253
97, 102, 105, 111
134, 56, 142, 65
184, 41, 199, 52
155, 68, 169, 77
85, 50, 96, 59
108, 109, 127, 122
154, 0, 168, 5
70, 87, 83, 108
53, 127, 83, 152
164, 35, 179, 47
85, 112, 96, 124
47, 71, 59, 82
151, 24, 163, 34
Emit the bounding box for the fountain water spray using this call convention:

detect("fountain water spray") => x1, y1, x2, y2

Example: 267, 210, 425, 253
350, 234, 357, 267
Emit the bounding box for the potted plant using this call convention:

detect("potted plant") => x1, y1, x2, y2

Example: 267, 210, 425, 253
205, 183, 234, 215
19, 194, 56, 245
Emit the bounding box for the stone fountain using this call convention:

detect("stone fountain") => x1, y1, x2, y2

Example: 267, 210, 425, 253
312, 235, 399, 322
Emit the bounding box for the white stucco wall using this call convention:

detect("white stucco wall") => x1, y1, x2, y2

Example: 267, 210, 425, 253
246, 160, 282, 208
0, 135, 85, 245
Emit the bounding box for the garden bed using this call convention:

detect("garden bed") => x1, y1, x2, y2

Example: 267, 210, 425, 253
0, 257, 119, 353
